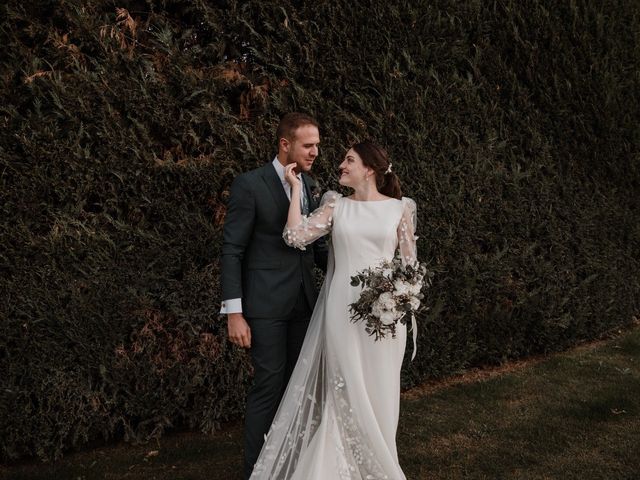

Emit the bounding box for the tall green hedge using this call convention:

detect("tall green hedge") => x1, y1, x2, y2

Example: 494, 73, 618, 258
1, 0, 638, 461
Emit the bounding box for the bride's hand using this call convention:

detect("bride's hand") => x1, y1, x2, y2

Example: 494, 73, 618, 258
284, 163, 301, 190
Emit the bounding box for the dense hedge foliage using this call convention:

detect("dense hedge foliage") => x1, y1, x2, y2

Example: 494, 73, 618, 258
1, 0, 639, 461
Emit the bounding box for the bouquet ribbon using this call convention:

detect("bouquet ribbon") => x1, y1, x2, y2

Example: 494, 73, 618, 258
410, 314, 417, 361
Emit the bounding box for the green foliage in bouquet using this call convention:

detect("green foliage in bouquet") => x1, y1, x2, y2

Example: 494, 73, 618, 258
1, 0, 639, 462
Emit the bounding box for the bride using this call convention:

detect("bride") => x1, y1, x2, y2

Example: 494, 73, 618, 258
249, 140, 418, 479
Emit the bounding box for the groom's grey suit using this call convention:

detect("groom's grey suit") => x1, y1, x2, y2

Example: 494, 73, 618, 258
220, 160, 327, 479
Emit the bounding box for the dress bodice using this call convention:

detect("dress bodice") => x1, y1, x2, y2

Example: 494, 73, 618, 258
331, 197, 404, 276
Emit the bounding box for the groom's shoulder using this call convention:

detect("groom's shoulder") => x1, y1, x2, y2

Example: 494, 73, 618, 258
233, 162, 272, 185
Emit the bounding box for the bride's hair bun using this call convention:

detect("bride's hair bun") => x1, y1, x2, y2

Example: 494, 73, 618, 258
352, 141, 402, 199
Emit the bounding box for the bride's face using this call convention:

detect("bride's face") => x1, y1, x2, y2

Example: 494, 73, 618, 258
338, 149, 372, 187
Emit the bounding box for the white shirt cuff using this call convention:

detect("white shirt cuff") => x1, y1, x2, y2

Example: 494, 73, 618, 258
220, 298, 242, 314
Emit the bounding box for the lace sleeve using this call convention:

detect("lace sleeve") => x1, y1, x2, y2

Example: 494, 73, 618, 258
397, 197, 418, 265
283, 191, 341, 250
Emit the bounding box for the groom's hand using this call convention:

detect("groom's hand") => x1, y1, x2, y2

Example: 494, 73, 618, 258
228, 313, 251, 348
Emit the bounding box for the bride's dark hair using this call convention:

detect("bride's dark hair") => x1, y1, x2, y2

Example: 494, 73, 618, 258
351, 141, 402, 199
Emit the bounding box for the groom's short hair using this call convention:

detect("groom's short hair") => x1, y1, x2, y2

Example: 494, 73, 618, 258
276, 112, 319, 144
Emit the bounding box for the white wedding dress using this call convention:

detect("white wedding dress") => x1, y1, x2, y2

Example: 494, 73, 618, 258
250, 191, 418, 480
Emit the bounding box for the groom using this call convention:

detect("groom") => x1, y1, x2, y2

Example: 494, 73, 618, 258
220, 112, 327, 479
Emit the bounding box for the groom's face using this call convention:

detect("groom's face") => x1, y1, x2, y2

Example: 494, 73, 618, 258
285, 124, 320, 173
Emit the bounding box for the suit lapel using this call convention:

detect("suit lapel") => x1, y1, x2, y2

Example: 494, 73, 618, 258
262, 163, 289, 213
301, 173, 316, 211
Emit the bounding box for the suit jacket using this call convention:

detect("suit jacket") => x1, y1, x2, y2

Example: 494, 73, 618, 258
220, 162, 328, 319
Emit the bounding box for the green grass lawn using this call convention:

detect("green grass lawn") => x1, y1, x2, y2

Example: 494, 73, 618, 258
3, 325, 639, 480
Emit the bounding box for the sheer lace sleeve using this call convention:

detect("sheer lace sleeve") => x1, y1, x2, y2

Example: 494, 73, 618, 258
283, 191, 341, 250
397, 197, 418, 265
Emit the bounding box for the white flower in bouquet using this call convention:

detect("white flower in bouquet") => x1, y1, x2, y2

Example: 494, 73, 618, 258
378, 291, 396, 309
379, 310, 399, 325
409, 281, 423, 296
372, 293, 400, 325
409, 296, 421, 310
392, 278, 412, 296
371, 299, 384, 318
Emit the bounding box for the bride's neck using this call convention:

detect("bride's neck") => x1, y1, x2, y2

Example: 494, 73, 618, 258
350, 181, 383, 201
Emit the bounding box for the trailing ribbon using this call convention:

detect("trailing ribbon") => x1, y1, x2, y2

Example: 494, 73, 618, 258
410, 314, 417, 361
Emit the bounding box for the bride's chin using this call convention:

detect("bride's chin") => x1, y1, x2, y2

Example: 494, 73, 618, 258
338, 176, 350, 187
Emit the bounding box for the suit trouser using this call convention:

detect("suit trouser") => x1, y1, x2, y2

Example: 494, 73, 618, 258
243, 286, 312, 480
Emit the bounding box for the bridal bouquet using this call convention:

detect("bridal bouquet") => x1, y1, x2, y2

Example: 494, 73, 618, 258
349, 257, 432, 341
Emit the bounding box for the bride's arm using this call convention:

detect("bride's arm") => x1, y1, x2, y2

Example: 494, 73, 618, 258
397, 197, 418, 264
283, 187, 340, 251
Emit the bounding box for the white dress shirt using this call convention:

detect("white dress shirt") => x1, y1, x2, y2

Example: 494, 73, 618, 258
220, 157, 307, 314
